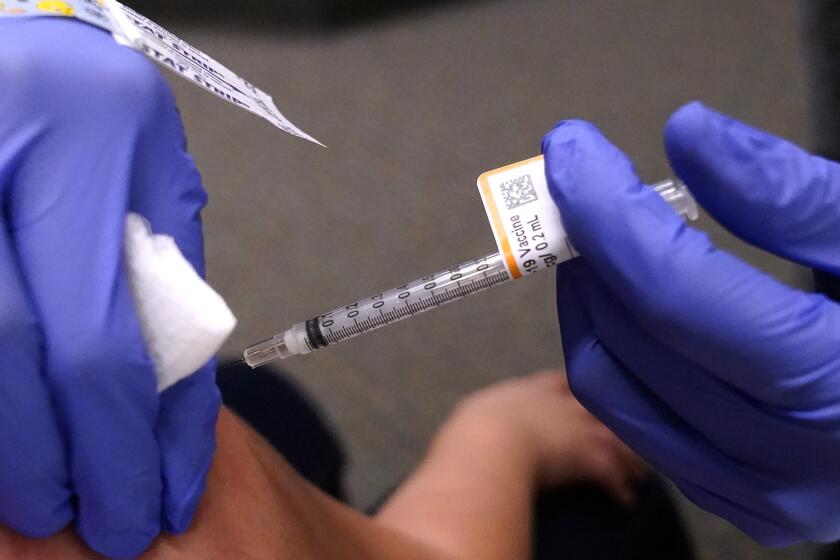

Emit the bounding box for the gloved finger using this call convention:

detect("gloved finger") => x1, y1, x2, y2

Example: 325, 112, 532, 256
16, 216, 161, 560
543, 121, 840, 410
676, 478, 797, 546
572, 259, 840, 480
156, 365, 219, 533
557, 261, 719, 483
0, 225, 72, 537
556, 261, 799, 544
125, 74, 221, 534
567, 260, 792, 466
8, 22, 168, 558
665, 101, 840, 275
569, 261, 840, 542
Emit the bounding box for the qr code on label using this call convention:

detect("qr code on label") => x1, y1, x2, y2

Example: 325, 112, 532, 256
500, 174, 539, 210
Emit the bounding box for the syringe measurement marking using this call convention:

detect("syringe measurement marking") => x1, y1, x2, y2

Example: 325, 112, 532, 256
320, 269, 510, 345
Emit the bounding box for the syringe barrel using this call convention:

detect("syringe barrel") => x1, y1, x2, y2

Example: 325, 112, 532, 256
243, 178, 699, 367
307, 253, 510, 353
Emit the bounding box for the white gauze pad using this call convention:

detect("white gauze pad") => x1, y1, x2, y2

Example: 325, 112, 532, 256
124, 213, 237, 392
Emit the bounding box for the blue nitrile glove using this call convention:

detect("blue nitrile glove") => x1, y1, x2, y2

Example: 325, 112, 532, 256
0, 18, 220, 559
542, 102, 840, 546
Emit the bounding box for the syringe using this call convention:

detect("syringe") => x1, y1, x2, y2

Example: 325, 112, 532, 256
242, 178, 698, 368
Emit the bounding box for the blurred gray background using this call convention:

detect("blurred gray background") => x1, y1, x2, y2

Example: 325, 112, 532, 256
141, 0, 817, 558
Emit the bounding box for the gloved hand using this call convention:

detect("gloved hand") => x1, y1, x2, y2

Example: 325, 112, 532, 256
0, 18, 220, 559
542, 101, 840, 546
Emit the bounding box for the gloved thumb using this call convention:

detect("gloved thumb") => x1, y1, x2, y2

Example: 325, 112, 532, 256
665, 101, 840, 275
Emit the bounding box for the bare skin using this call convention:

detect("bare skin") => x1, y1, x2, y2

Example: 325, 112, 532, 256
0, 370, 645, 560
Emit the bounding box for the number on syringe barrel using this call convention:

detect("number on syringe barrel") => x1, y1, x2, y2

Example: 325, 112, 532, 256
345, 302, 359, 318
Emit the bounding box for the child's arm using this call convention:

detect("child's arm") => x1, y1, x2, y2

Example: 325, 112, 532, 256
0, 372, 642, 560
376, 371, 645, 560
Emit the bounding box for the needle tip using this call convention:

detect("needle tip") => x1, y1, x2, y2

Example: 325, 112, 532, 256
220, 358, 246, 371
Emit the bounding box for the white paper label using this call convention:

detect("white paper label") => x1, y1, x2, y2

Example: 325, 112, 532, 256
0, 0, 322, 145
477, 156, 574, 279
